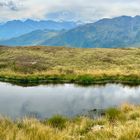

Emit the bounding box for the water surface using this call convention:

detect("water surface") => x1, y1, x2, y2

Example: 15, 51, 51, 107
0, 82, 140, 119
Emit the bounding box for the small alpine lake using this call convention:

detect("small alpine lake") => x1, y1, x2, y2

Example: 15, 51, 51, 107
0, 82, 140, 119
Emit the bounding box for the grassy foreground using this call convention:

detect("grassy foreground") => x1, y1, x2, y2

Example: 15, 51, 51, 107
1, 104, 140, 140
1, 46, 140, 85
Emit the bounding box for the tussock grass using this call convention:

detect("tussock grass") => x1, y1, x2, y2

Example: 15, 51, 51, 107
1, 46, 140, 84
1, 104, 140, 140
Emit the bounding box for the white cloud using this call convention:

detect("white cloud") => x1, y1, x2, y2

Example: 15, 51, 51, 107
0, 0, 140, 22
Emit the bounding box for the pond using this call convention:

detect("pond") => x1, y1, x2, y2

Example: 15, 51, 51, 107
0, 82, 140, 119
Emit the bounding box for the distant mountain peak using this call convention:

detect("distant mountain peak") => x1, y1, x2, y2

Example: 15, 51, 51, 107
24, 19, 36, 23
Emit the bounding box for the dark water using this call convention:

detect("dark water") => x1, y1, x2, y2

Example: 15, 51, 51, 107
0, 82, 140, 119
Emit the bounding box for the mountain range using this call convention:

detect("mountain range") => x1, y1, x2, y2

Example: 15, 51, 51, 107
0, 19, 77, 40
1, 16, 140, 48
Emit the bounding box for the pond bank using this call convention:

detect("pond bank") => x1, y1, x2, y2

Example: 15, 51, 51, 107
1, 74, 140, 86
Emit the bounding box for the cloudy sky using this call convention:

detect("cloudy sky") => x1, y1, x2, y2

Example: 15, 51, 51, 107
0, 0, 140, 22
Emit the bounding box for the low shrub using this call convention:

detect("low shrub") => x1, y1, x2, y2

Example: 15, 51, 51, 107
47, 115, 67, 129
129, 112, 140, 120
106, 108, 125, 124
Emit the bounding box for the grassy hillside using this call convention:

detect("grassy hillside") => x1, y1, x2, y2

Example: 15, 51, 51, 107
1, 104, 140, 140
0, 46, 140, 85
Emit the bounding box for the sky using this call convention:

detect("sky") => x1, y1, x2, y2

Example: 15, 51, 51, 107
0, 0, 140, 22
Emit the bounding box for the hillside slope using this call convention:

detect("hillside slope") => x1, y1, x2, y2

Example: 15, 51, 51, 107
41, 16, 140, 48
0, 30, 63, 46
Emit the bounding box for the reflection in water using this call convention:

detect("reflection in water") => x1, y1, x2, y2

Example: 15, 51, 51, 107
0, 82, 140, 119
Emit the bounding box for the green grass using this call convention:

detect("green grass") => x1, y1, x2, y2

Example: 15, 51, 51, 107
1, 104, 140, 140
1, 46, 140, 85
